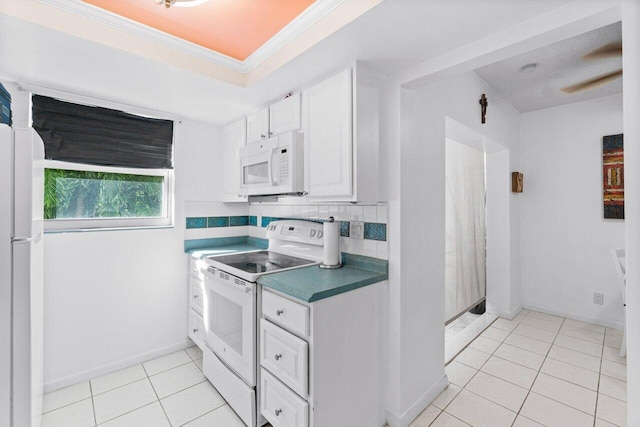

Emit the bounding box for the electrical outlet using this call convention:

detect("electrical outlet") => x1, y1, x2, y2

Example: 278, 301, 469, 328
593, 292, 604, 305
350, 221, 364, 240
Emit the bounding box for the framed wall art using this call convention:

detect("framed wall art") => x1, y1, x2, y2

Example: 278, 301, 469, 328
603, 133, 624, 219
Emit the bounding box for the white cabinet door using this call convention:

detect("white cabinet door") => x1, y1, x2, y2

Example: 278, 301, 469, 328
222, 118, 248, 202
302, 69, 353, 198
247, 108, 270, 144
269, 94, 301, 136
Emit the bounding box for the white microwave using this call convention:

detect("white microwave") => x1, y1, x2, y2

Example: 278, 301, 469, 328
239, 131, 304, 196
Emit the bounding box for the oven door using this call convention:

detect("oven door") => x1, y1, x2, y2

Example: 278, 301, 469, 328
203, 267, 256, 387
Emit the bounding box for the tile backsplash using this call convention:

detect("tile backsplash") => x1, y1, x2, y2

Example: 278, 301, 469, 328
249, 202, 389, 260
184, 201, 389, 260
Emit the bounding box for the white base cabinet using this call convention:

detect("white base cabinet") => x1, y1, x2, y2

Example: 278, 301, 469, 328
259, 282, 387, 427
188, 257, 205, 348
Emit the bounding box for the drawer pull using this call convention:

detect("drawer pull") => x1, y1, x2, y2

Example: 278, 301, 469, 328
275, 409, 282, 416
274, 353, 282, 361
192, 328, 199, 333
193, 294, 199, 299
276, 309, 284, 316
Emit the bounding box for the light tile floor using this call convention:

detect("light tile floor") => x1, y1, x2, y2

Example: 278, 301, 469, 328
412, 309, 628, 427
41, 346, 246, 427
43, 309, 627, 427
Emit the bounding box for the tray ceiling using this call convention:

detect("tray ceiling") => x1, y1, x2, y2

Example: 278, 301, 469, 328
81, 0, 316, 61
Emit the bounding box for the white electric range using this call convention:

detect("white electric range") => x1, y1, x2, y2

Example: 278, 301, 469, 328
201, 220, 324, 427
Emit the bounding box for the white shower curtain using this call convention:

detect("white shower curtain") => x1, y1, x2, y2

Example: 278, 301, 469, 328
445, 139, 486, 323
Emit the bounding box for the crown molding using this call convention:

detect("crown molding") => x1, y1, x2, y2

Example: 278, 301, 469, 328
243, 0, 345, 70
36, 0, 347, 74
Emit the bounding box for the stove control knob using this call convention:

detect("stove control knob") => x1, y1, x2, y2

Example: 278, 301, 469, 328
310, 229, 316, 237
317, 231, 323, 239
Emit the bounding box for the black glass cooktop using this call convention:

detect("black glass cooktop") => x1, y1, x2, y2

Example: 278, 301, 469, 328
207, 251, 315, 274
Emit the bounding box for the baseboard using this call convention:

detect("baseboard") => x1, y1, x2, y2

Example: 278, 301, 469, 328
385, 374, 448, 427
522, 303, 624, 330
44, 339, 193, 393
486, 302, 523, 320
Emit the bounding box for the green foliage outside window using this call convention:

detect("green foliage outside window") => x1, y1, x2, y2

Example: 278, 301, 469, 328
44, 169, 164, 220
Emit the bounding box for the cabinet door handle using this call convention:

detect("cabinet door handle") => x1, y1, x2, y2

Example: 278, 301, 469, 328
261, 134, 266, 138
268, 131, 273, 137
274, 353, 282, 361
192, 328, 198, 333
275, 409, 282, 416
276, 309, 284, 316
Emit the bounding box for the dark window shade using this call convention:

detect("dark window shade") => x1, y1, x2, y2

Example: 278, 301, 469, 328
32, 95, 174, 169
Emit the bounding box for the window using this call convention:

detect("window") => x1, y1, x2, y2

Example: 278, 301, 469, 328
43, 161, 173, 231
32, 95, 174, 231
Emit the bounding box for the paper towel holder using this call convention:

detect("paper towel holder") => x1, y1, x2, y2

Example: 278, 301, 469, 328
319, 216, 343, 269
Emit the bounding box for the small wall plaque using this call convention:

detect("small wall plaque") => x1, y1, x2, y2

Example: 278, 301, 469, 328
512, 172, 523, 193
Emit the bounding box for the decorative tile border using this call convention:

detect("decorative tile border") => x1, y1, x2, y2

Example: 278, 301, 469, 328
364, 222, 387, 241
251, 216, 386, 242
340, 221, 350, 237
207, 216, 229, 228
186, 217, 207, 229
186, 216, 249, 229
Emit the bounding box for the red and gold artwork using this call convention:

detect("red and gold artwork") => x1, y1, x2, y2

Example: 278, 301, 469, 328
603, 134, 624, 219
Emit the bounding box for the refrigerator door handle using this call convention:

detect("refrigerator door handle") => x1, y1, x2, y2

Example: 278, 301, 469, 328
11, 235, 41, 244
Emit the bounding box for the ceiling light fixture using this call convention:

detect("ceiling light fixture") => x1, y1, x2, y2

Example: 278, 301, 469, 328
154, 0, 210, 8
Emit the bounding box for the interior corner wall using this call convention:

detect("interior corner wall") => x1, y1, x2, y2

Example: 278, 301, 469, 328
519, 94, 625, 328
41, 119, 224, 391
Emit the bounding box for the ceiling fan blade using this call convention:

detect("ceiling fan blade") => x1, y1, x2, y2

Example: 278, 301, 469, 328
561, 69, 622, 94
583, 42, 622, 60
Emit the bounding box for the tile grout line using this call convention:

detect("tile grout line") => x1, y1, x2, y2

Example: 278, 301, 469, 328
89, 381, 97, 427
141, 359, 173, 427
429, 409, 472, 426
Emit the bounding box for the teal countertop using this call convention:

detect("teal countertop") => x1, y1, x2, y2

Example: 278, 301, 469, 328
185, 238, 388, 303
185, 236, 267, 258
258, 264, 387, 303
258, 253, 388, 303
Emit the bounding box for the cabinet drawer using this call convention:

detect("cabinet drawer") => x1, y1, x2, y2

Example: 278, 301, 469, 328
262, 291, 309, 338
189, 310, 205, 347
189, 258, 204, 280
190, 280, 204, 314
260, 319, 308, 397
261, 369, 308, 427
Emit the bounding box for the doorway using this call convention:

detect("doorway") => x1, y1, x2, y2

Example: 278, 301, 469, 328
444, 118, 509, 362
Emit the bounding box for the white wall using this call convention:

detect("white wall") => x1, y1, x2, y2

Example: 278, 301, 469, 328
42, 119, 225, 391
519, 94, 625, 328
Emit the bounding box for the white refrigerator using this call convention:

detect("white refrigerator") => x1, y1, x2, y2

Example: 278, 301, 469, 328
0, 124, 45, 427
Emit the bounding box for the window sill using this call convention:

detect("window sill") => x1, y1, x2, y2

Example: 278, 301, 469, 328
44, 225, 174, 234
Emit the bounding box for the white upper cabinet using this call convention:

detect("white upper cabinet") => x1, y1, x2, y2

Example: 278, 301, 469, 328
302, 69, 353, 198
222, 118, 248, 202
246, 108, 270, 144
247, 94, 301, 144
269, 93, 301, 136
302, 64, 383, 201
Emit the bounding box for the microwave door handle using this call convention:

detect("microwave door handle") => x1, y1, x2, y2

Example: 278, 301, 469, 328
269, 147, 278, 186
